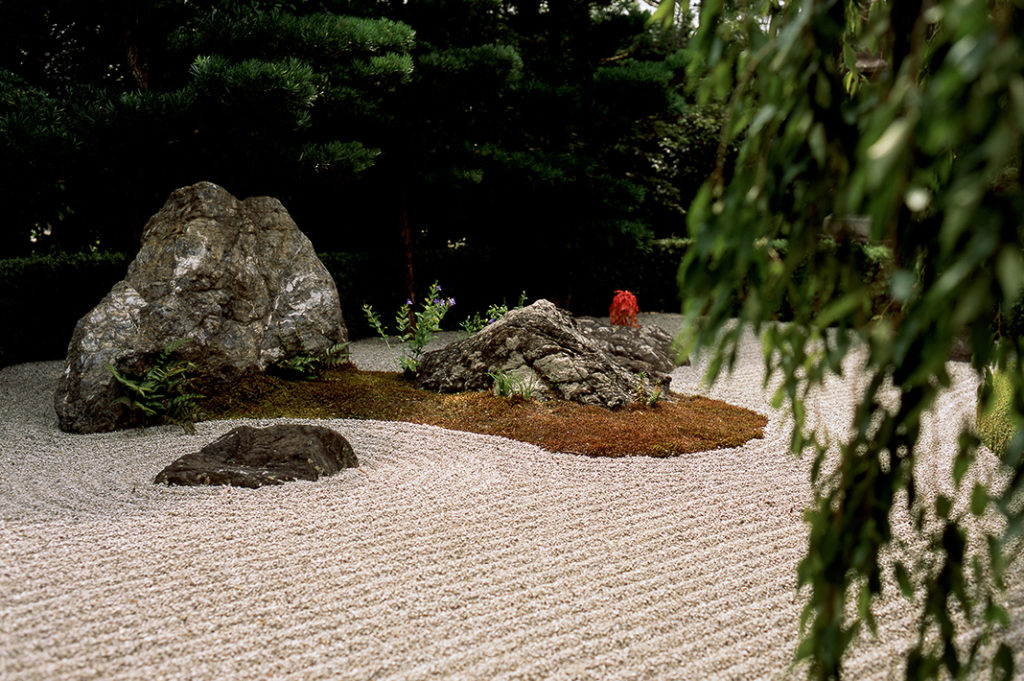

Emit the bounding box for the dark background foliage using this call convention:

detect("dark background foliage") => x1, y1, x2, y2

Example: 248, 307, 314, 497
0, 0, 720, 360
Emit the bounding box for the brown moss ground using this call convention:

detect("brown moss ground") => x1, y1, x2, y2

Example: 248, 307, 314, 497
200, 364, 767, 457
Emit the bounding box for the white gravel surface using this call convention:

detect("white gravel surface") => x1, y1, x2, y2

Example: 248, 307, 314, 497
2, 315, 1022, 680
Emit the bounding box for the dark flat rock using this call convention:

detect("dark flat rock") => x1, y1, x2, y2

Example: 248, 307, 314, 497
155, 424, 357, 488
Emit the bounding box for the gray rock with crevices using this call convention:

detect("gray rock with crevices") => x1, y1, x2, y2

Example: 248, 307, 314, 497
574, 316, 683, 375
413, 299, 672, 407
54, 181, 347, 433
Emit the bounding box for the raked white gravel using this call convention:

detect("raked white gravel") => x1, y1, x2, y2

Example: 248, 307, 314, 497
1, 315, 1021, 680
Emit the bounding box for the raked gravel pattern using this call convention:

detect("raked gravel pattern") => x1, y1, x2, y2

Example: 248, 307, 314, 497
2, 315, 1022, 681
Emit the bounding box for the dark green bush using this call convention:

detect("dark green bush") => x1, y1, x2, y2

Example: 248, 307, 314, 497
0, 237, 688, 369
322, 239, 692, 336
0, 249, 388, 368
0, 251, 129, 368
764, 237, 894, 324
317, 249, 397, 339
977, 367, 1018, 456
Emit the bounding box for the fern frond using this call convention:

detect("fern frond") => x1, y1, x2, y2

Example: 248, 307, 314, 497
106, 340, 204, 430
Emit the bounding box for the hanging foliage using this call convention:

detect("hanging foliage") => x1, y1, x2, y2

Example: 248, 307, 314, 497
678, 0, 1023, 678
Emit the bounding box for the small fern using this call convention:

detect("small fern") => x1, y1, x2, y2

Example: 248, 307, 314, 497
271, 340, 350, 380
108, 340, 205, 432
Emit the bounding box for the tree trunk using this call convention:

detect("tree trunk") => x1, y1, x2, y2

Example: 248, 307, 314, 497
122, 10, 148, 89
399, 184, 416, 322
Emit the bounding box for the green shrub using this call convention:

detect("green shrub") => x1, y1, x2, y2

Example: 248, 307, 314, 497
459, 291, 527, 336
320, 236, 689, 336
1004, 288, 1024, 339
767, 236, 895, 324
0, 250, 129, 367
977, 367, 1019, 456
563, 237, 690, 316
0, 238, 688, 371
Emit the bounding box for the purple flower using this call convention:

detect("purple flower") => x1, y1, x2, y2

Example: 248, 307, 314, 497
406, 299, 413, 306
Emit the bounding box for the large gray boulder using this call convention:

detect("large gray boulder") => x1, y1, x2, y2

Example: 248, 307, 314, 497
413, 299, 673, 408
54, 181, 347, 433
155, 424, 357, 488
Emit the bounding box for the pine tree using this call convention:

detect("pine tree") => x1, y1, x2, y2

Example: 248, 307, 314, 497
0, 2, 414, 254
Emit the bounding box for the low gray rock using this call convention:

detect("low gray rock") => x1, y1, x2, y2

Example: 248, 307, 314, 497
54, 181, 347, 433
413, 299, 672, 408
575, 316, 683, 375
155, 424, 357, 488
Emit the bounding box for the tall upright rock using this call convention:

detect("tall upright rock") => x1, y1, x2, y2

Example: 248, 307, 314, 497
54, 181, 347, 433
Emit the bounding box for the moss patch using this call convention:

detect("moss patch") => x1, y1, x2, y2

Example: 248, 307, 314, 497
201, 364, 767, 457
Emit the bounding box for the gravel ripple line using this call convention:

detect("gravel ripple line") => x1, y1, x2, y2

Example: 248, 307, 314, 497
2, 319, 1022, 681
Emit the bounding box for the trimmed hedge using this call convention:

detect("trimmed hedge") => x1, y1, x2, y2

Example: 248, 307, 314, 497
0, 251, 130, 368
0, 241, 690, 368
17, 239, 1018, 370
0, 238, 945, 369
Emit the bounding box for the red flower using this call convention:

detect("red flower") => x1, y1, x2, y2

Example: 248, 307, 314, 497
609, 290, 639, 327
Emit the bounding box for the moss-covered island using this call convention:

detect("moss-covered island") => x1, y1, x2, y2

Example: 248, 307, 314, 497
201, 364, 767, 458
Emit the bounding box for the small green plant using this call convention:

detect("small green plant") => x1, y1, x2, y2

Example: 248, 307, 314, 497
488, 370, 541, 400
977, 366, 1020, 456
108, 340, 205, 432
362, 281, 455, 373
270, 340, 350, 380
632, 371, 663, 406
460, 291, 528, 336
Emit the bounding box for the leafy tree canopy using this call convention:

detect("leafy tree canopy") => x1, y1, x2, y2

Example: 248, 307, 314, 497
0, 1, 416, 254
1, 0, 710, 316
677, 0, 1023, 678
